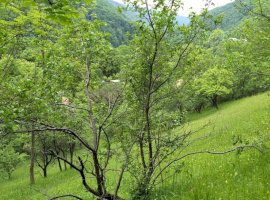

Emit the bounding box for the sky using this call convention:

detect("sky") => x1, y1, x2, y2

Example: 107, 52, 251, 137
180, 0, 234, 16
113, 0, 234, 16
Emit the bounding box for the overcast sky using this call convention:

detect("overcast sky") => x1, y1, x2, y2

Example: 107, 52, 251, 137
113, 0, 234, 16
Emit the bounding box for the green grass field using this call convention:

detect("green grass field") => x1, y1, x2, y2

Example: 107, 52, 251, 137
1, 92, 269, 200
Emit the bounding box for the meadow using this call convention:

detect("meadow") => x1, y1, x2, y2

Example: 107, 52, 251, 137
1, 92, 269, 200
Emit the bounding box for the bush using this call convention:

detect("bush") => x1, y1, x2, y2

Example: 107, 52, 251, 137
0, 145, 25, 179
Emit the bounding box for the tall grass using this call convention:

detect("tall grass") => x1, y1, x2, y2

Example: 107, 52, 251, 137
0, 92, 269, 199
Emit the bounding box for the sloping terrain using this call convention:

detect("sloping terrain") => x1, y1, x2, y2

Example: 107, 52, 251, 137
1, 93, 269, 199
209, 1, 248, 31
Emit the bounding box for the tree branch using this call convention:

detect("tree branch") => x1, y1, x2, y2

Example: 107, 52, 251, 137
13, 126, 95, 153
114, 141, 135, 200
49, 194, 83, 200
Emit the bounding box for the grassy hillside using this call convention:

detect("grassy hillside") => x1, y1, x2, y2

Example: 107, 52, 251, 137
155, 92, 270, 199
0, 92, 269, 199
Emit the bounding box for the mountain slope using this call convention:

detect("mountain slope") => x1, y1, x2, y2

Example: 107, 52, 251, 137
0, 93, 269, 199
90, 0, 247, 46
86, 0, 135, 47
209, 1, 248, 31
90, 0, 189, 46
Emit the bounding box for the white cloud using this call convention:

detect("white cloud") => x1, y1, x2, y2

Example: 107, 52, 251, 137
180, 0, 234, 16
113, 0, 234, 16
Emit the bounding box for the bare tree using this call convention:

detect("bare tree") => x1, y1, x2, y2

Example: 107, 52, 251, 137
123, 0, 260, 198
14, 57, 131, 199
35, 133, 53, 177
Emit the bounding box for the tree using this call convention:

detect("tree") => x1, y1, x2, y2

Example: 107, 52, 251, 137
0, 0, 261, 199
35, 133, 54, 177
0, 0, 66, 183
236, 0, 270, 22
121, 0, 229, 198
193, 67, 234, 109
221, 16, 270, 98
0, 2, 132, 198
0, 144, 25, 179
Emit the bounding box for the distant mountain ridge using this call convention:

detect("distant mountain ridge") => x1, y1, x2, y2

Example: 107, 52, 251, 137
110, 0, 189, 24
92, 0, 244, 47
176, 15, 190, 25
209, 1, 248, 31
91, 0, 189, 46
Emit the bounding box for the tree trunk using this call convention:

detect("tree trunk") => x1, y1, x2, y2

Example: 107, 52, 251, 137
69, 142, 75, 169
211, 95, 219, 109
85, 55, 106, 195
43, 168, 47, 178
30, 132, 35, 184
53, 140, 63, 171
62, 150, 67, 170
195, 103, 204, 113
57, 157, 62, 171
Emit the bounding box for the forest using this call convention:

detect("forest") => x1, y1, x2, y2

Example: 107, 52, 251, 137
0, 0, 269, 199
